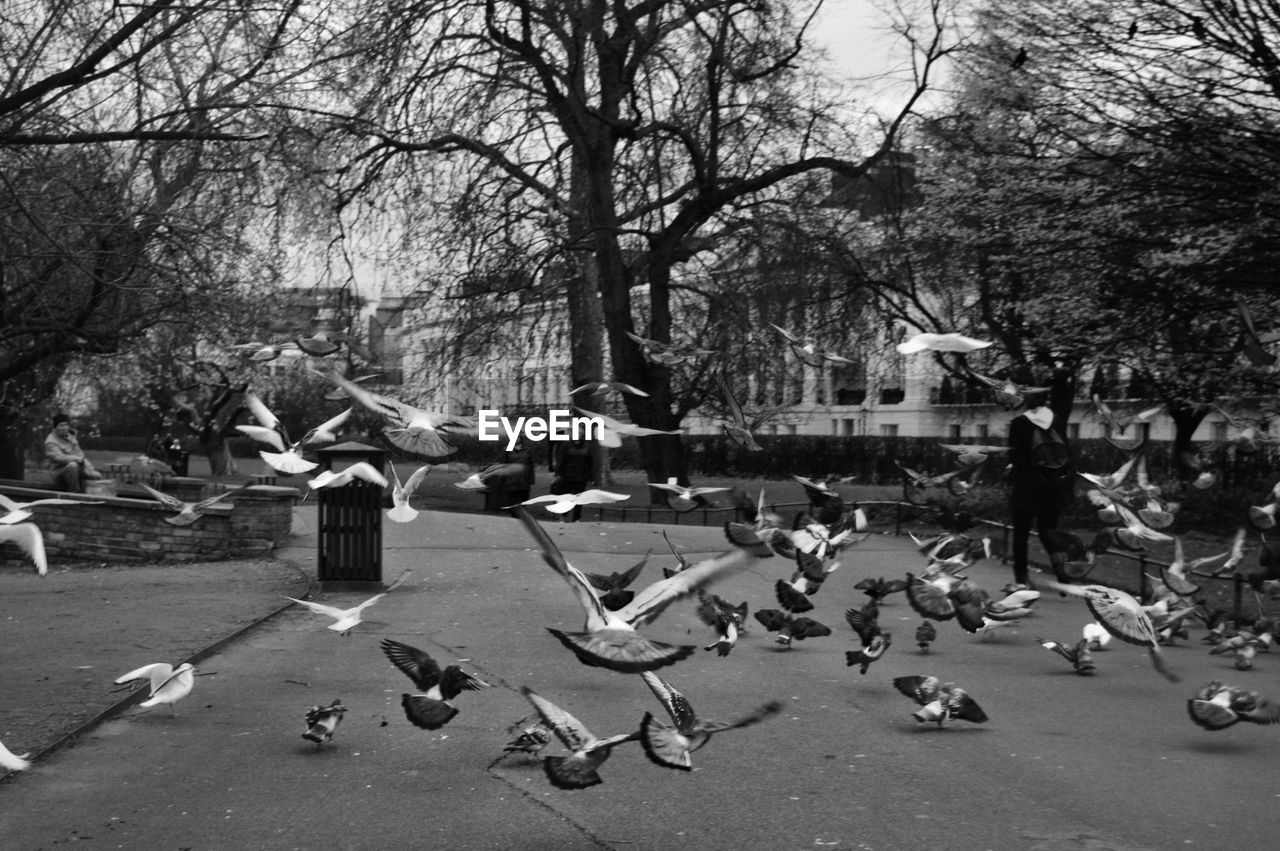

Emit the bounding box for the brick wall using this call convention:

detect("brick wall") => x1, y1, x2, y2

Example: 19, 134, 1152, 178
0, 481, 298, 564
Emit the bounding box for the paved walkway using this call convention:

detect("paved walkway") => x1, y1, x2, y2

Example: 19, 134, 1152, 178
4, 500, 1280, 850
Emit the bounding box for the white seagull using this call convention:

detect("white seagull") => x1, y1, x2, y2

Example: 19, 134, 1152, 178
896, 331, 993, 355
114, 662, 196, 715
0, 523, 48, 575
387, 465, 431, 523
520, 489, 629, 515
0, 493, 93, 525
140, 483, 250, 526
236, 391, 351, 474
283, 570, 411, 635
573, 407, 681, 449
306, 462, 389, 491
0, 739, 31, 772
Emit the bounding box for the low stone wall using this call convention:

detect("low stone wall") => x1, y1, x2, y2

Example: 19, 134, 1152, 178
0, 480, 298, 563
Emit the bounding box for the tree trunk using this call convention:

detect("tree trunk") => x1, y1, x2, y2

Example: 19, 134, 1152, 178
1168, 402, 1209, 484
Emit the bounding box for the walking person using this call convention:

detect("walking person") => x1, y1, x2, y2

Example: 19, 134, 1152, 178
1006, 389, 1073, 589
44, 414, 101, 493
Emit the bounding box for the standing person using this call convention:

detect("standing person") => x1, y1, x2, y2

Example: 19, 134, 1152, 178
501, 440, 536, 512
1006, 390, 1073, 589
44, 414, 101, 493
549, 433, 595, 522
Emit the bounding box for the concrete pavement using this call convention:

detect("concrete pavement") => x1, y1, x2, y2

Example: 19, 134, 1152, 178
4, 505, 1280, 850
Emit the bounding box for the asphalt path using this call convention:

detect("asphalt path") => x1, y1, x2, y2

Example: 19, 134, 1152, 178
3, 508, 1279, 850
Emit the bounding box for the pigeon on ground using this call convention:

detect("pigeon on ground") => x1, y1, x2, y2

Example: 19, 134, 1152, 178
114, 662, 196, 716
892, 675, 989, 727
0, 739, 32, 772
1187, 681, 1280, 730
1037, 637, 1096, 675
302, 699, 348, 745
283, 570, 411, 636
387, 465, 431, 523
0, 523, 49, 575
517, 507, 750, 672
637, 671, 783, 771
139, 482, 251, 526
381, 638, 490, 730
915, 620, 937, 653
520, 686, 640, 789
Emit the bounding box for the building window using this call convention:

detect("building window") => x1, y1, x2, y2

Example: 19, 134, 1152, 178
879, 388, 905, 405
880, 424, 898, 437
948, 424, 961, 440
1068, 423, 1081, 440
843, 419, 856, 436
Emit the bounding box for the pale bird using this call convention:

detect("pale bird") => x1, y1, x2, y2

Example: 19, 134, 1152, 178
638, 671, 783, 771
1082, 621, 1112, 651
520, 489, 629, 515
114, 662, 196, 716
648, 477, 731, 512
307, 462, 389, 491
520, 686, 640, 789
236, 391, 352, 474
0, 494, 94, 525
0, 523, 49, 575
302, 699, 348, 746
569, 381, 649, 398
715, 370, 763, 451
139, 483, 250, 526
625, 330, 717, 366
387, 465, 431, 523
767, 323, 857, 366
283, 570, 411, 636
573, 406, 681, 449
0, 739, 31, 772
896, 331, 993, 355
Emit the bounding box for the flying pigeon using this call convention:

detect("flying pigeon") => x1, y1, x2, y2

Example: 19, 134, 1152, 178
1044, 580, 1179, 682
585, 552, 650, 611
892, 675, 989, 727
855, 576, 910, 602
625, 331, 717, 367
637, 671, 783, 771
846, 632, 892, 674
767, 323, 857, 366
1082, 621, 1112, 651
139, 482, 250, 526
114, 662, 196, 716
381, 638, 490, 730
503, 715, 554, 756
723, 490, 794, 558
283, 569, 411, 636
966, 370, 1050, 408
302, 699, 348, 746
648, 478, 731, 512
1187, 681, 1280, 730
317, 369, 473, 457
0, 493, 96, 525
573, 407, 682, 449
753, 609, 831, 647
569, 381, 650, 398
714, 370, 763, 451
516, 507, 751, 672
520, 686, 640, 789
696, 590, 747, 656
387, 465, 431, 523
1037, 637, 1096, 675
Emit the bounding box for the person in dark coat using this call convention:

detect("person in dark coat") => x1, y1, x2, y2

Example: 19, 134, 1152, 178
1007, 390, 1074, 588
549, 434, 595, 522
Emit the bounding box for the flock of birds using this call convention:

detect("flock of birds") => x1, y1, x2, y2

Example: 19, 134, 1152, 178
4, 324, 1280, 782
